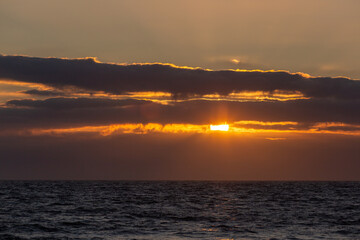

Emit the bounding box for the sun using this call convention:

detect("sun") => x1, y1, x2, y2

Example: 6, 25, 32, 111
210, 124, 229, 131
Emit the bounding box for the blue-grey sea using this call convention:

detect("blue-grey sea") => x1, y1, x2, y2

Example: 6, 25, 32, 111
0, 181, 359, 240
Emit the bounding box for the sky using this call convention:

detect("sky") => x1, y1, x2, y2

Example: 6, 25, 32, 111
0, 0, 359, 180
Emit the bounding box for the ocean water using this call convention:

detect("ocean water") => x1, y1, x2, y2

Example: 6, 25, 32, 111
0, 181, 359, 240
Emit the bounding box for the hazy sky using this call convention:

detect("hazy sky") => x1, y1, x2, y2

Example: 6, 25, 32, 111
1, 0, 360, 78
0, 0, 359, 180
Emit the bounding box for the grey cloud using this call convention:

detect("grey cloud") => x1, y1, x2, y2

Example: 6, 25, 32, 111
7, 97, 150, 109
1, 133, 359, 180
21, 89, 67, 97
1, 98, 360, 131
1, 54, 360, 100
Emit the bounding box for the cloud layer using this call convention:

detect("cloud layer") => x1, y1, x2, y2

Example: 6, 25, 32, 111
1, 54, 360, 99
1, 97, 360, 133
1, 54, 360, 135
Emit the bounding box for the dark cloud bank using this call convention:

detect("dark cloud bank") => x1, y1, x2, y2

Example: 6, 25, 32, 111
2, 98, 360, 131
1, 54, 360, 129
1, 54, 360, 99
0, 133, 359, 180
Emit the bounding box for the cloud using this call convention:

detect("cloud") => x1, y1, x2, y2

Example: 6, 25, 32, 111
206, 55, 264, 70
7, 97, 149, 109
21, 89, 66, 97
1, 54, 360, 137
0, 133, 359, 180
2, 98, 360, 133
1, 54, 360, 99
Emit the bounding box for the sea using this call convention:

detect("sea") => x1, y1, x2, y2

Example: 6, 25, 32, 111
0, 181, 359, 240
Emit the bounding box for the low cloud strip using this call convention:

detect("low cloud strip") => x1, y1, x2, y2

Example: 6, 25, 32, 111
1, 54, 360, 99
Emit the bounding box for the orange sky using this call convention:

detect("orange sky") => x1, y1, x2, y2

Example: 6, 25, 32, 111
0, 1, 359, 180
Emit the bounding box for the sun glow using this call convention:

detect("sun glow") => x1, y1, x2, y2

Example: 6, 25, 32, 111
210, 124, 229, 131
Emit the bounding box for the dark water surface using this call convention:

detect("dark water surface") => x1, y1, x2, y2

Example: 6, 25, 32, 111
0, 181, 359, 240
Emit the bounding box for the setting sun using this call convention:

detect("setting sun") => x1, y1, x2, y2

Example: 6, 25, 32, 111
210, 124, 229, 131
0, 1, 360, 240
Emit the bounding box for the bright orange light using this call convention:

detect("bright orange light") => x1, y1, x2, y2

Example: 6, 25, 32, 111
210, 124, 229, 131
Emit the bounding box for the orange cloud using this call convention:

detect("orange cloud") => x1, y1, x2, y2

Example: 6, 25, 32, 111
0, 79, 46, 89
25, 122, 360, 137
